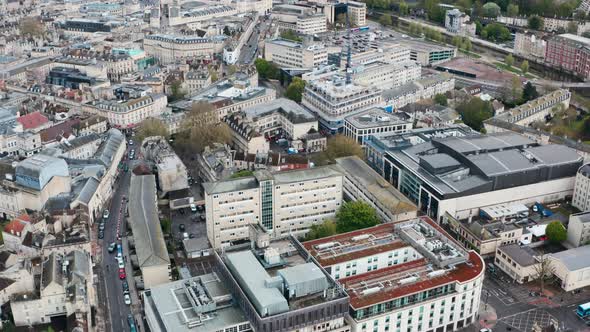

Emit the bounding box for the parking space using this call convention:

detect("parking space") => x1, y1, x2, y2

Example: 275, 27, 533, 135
501, 309, 557, 332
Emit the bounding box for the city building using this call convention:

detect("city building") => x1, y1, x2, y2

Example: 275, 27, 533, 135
302, 74, 382, 133
45, 67, 98, 89
382, 74, 455, 110
546, 34, 590, 80
143, 273, 252, 332
573, 163, 590, 211
215, 238, 350, 332
445, 9, 476, 36
141, 136, 189, 197
272, 5, 328, 35
567, 211, 590, 248
514, 32, 547, 61
303, 217, 484, 332
334, 156, 418, 222
367, 129, 583, 221
264, 39, 328, 69
549, 245, 590, 292
128, 174, 171, 287
352, 61, 421, 90
491, 89, 571, 127
347, 1, 367, 27
495, 244, 540, 284
185, 70, 211, 95
143, 34, 225, 65
203, 166, 343, 248
343, 108, 412, 145
398, 39, 457, 66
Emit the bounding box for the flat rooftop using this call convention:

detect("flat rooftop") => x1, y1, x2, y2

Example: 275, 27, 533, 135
345, 108, 410, 128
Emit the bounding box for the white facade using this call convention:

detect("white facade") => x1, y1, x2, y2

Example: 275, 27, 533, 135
343, 109, 412, 146
383, 74, 455, 110
567, 211, 590, 248
84, 94, 167, 128
265, 39, 328, 69
573, 164, 590, 212
353, 61, 421, 90
514, 32, 547, 60
347, 1, 366, 27
143, 34, 225, 64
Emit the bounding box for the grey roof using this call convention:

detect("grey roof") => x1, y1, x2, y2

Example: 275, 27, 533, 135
129, 175, 170, 268
203, 176, 259, 195
572, 211, 590, 224
434, 132, 535, 154
15, 155, 70, 190
345, 108, 410, 128
57, 133, 101, 152
499, 244, 538, 267
550, 246, 590, 271
75, 177, 100, 205
95, 128, 125, 167
580, 164, 590, 177
225, 251, 289, 317
243, 98, 316, 124
269, 165, 342, 184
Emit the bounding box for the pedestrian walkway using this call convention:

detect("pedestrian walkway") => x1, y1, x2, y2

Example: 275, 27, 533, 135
478, 301, 497, 330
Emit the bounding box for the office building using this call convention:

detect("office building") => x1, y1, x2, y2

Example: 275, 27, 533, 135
45, 67, 97, 89
398, 39, 456, 66
495, 244, 540, 284
302, 74, 382, 133
366, 129, 583, 221
143, 34, 225, 65
382, 74, 455, 110
264, 39, 328, 69
272, 5, 327, 35
143, 273, 252, 332
514, 32, 547, 61
352, 61, 421, 90
343, 108, 412, 145
216, 239, 350, 332
347, 1, 367, 27
85, 92, 167, 129
567, 211, 590, 248
303, 217, 484, 332
546, 34, 590, 80
203, 166, 343, 248
573, 163, 590, 211
334, 156, 418, 222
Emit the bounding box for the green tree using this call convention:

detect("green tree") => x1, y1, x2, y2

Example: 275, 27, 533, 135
231, 170, 254, 178
522, 81, 539, 101
170, 80, 186, 101
379, 13, 393, 26
305, 219, 338, 240
434, 93, 448, 106
313, 135, 363, 165
473, 0, 483, 16
223, 26, 231, 35
456, 98, 494, 131
161, 218, 171, 234
475, 20, 483, 35
136, 118, 169, 144
482, 2, 501, 17
336, 201, 380, 233
507, 3, 519, 16
452, 35, 463, 48
255, 58, 279, 79
280, 29, 302, 42
175, 102, 233, 153
482, 23, 511, 41
399, 1, 409, 15
505, 54, 514, 67
462, 38, 472, 52
227, 64, 237, 75
285, 77, 306, 103
546, 221, 567, 244
455, 0, 472, 11
528, 15, 544, 30
521, 60, 530, 74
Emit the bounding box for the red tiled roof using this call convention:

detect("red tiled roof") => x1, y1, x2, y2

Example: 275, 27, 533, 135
16, 112, 49, 130
341, 251, 484, 309
3, 214, 30, 236
40, 119, 81, 143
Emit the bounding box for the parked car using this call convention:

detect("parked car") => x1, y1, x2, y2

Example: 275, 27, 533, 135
98, 230, 104, 239
128, 140, 133, 145
128, 314, 137, 332
108, 243, 116, 253
118, 258, 125, 269
190, 203, 197, 212
103, 210, 109, 219
124, 293, 131, 305
119, 268, 126, 279
179, 224, 185, 232
189, 233, 195, 239
122, 280, 129, 292
99, 223, 105, 231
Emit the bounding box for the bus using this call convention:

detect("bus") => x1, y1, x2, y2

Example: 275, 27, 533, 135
577, 302, 590, 319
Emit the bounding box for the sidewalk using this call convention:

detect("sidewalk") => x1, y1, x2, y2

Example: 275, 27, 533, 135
122, 235, 145, 331
477, 301, 498, 330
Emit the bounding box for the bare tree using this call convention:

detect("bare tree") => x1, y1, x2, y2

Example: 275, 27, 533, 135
135, 118, 169, 145
533, 254, 555, 294
176, 102, 232, 153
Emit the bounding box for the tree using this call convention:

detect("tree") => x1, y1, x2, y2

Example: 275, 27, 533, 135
522, 81, 539, 101
482, 23, 511, 41
521, 60, 530, 74
434, 93, 448, 106
335, 201, 380, 233
379, 14, 393, 26
528, 15, 544, 30
255, 58, 279, 80
399, 1, 409, 15
475, 20, 483, 35
285, 77, 306, 103
305, 219, 337, 240
314, 135, 363, 165
176, 102, 233, 153
280, 29, 302, 42
227, 65, 237, 75
546, 221, 567, 244
136, 118, 168, 144
455, 0, 472, 11
482, 2, 501, 17
505, 54, 514, 67
170, 80, 186, 101
456, 97, 494, 131
452, 35, 463, 48
507, 3, 519, 16
160, 218, 171, 235
19, 17, 45, 37
462, 38, 472, 52
231, 170, 254, 178
533, 254, 555, 294
336, 13, 347, 27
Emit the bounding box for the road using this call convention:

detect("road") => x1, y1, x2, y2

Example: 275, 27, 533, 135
97, 146, 134, 332
237, 16, 272, 64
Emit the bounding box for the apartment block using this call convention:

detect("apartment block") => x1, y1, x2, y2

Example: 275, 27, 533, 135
573, 163, 590, 211
272, 4, 327, 35
382, 74, 455, 110
352, 61, 421, 90
491, 89, 571, 127
143, 34, 224, 64
567, 211, 590, 248
304, 217, 484, 332
264, 39, 328, 69
546, 34, 590, 80
514, 32, 547, 61
347, 1, 366, 27
203, 166, 343, 248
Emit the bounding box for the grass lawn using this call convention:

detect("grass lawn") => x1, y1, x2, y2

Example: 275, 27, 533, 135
458, 49, 481, 58
494, 62, 535, 79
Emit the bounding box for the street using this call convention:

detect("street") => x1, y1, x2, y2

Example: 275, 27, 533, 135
96, 145, 134, 332
237, 15, 272, 64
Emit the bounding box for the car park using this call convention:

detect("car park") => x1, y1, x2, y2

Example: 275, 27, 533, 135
124, 293, 131, 305
108, 243, 116, 253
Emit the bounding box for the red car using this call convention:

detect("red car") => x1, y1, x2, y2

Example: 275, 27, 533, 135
119, 268, 126, 280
